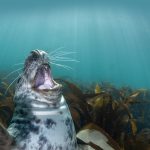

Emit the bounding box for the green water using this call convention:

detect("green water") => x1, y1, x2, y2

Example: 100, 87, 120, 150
0, 0, 150, 88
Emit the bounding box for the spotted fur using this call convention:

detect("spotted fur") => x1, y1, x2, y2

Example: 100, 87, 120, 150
6, 50, 77, 150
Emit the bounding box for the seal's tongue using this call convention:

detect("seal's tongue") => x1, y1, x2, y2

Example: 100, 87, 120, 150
34, 67, 55, 90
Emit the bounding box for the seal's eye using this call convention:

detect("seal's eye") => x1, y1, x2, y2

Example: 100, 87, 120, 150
17, 77, 21, 83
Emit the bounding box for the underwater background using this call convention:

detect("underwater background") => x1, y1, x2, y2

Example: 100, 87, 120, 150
0, 1, 150, 150
0, 0, 150, 88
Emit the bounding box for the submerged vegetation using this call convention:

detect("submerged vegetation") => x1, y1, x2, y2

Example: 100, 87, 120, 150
0, 81, 14, 128
0, 78, 150, 149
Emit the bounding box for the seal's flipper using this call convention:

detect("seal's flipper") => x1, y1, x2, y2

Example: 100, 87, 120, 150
0, 123, 14, 150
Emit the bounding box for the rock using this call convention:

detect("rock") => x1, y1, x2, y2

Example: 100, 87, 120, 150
77, 123, 121, 150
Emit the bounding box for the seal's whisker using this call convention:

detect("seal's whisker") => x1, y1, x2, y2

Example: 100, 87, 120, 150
50, 61, 73, 70
49, 47, 65, 56
3, 68, 23, 80
51, 62, 72, 70
51, 57, 79, 62
13, 63, 24, 66
51, 56, 76, 60
49, 51, 79, 63
50, 51, 76, 57
5, 74, 22, 95
51, 51, 75, 57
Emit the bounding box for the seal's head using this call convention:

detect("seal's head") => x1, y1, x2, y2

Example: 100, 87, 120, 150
16, 50, 62, 104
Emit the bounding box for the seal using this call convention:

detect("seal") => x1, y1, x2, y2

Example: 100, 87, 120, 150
7, 50, 77, 150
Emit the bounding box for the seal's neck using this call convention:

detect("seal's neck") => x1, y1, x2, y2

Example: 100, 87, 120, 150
14, 87, 62, 108
31, 96, 67, 117
13, 89, 65, 120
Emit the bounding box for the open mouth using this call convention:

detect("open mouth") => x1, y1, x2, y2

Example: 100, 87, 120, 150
33, 64, 60, 91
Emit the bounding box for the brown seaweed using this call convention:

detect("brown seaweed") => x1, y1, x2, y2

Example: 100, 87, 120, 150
0, 80, 14, 128
0, 79, 150, 150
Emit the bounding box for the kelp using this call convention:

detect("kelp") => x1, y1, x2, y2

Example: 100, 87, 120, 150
55, 79, 149, 149
0, 81, 14, 128
124, 128, 150, 150
87, 83, 150, 149
0, 78, 150, 150
94, 84, 101, 94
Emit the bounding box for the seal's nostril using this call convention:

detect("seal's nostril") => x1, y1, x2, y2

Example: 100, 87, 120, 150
31, 50, 49, 61
31, 50, 40, 55
31, 50, 40, 61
